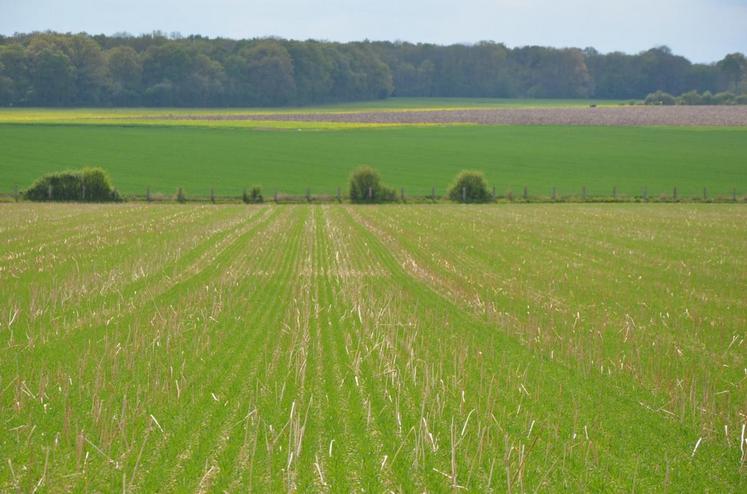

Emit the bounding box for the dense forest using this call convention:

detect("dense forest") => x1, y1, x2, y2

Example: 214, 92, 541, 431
0, 32, 745, 107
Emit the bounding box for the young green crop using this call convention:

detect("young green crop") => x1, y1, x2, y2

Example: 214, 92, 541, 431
0, 203, 745, 492
1, 124, 745, 198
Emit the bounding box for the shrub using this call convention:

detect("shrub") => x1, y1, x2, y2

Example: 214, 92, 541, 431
24, 167, 119, 202
448, 170, 492, 203
81, 168, 118, 200
349, 166, 395, 203
677, 90, 703, 105
736, 94, 747, 105
665, 90, 744, 106
644, 91, 676, 106
714, 92, 736, 105
243, 186, 263, 203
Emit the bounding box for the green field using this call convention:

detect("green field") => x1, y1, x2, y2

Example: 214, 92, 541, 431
1, 203, 745, 492
1, 100, 744, 199
2, 124, 746, 198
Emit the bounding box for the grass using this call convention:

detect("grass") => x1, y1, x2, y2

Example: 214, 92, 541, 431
1, 123, 745, 197
0, 203, 745, 492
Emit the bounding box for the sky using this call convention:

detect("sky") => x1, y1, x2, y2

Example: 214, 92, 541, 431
1, 0, 745, 63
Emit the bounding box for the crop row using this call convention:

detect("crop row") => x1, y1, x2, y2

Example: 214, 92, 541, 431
0, 203, 745, 491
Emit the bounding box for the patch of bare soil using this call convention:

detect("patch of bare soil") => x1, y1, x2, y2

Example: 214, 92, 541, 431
166, 106, 747, 126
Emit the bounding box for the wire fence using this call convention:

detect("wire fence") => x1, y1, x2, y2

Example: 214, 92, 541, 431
1, 185, 745, 204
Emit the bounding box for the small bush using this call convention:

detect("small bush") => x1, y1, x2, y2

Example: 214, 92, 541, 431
669, 90, 741, 106
644, 91, 676, 106
448, 170, 492, 203
736, 94, 747, 105
243, 186, 263, 204
677, 90, 703, 105
349, 166, 395, 203
24, 167, 119, 202
713, 92, 736, 105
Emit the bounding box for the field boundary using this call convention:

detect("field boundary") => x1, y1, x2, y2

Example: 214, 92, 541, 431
1, 190, 745, 205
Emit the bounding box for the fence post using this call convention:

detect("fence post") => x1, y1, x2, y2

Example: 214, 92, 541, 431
523, 186, 528, 201
552, 187, 556, 202
492, 185, 496, 201
274, 191, 278, 203
431, 186, 436, 203
462, 186, 466, 203
336, 187, 341, 202
14, 184, 19, 202
582, 186, 586, 201
400, 187, 405, 202
643, 186, 648, 202
81, 183, 86, 202
306, 188, 311, 202
733, 188, 737, 202
146, 187, 151, 203
367, 186, 372, 201
507, 190, 513, 202
703, 187, 707, 201
210, 188, 215, 204
48, 184, 52, 201
673, 186, 678, 201
612, 186, 617, 200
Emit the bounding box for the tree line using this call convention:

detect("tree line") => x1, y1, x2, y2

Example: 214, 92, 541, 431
0, 32, 745, 107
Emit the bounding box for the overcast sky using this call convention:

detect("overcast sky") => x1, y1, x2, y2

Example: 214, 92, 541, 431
1, 0, 745, 63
